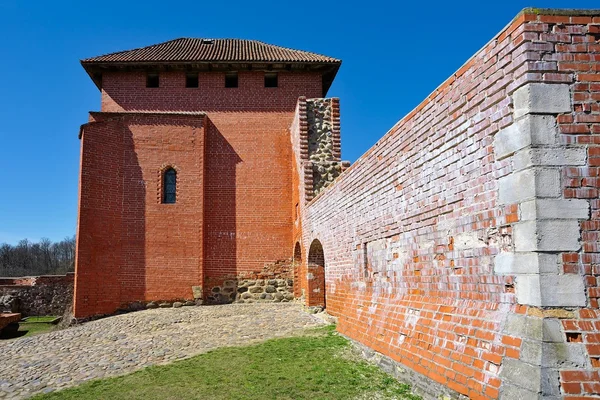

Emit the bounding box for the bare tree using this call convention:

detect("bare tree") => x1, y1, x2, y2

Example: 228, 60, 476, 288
0, 236, 76, 277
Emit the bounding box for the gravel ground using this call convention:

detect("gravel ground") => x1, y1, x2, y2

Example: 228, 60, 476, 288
0, 303, 326, 399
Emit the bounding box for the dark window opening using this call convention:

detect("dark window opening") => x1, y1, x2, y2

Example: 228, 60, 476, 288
147, 72, 159, 88
186, 72, 199, 88
163, 168, 177, 204
225, 72, 238, 88
265, 72, 278, 88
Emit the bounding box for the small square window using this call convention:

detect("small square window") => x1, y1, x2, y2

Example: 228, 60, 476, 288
186, 72, 199, 88
225, 72, 238, 88
147, 72, 159, 88
265, 72, 278, 88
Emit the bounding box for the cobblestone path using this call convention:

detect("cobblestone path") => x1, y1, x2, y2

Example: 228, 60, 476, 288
0, 303, 326, 399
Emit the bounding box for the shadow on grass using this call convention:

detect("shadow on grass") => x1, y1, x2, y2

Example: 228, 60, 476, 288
1, 322, 56, 340
0, 328, 28, 339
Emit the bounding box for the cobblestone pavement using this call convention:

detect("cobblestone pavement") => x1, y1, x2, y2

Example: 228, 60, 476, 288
0, 303, 327, 399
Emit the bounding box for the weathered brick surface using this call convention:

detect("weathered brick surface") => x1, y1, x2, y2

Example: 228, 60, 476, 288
295, 10, 600, 399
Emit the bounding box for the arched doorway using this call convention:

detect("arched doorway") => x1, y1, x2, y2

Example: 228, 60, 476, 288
307, 239, 326, 308
293, 242, 302, 298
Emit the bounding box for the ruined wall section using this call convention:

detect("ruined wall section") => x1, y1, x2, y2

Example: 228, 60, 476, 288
307, 98, 343, 196
290, 97, 342, 300
301, 10, 600, 400
0, 274, 74, 316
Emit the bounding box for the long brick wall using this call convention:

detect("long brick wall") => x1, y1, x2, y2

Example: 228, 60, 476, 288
297, 9, 600, 399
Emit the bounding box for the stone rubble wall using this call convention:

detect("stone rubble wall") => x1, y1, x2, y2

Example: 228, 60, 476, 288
205, 259, 295, 304
0, 273, 74, 316
306, 98, 343, 196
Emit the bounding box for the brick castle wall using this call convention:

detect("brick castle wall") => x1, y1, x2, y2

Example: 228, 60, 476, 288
75, 113, 206, 317
296, 10, 600, 399
101, 71, 322, 112
75, 71, 323, 317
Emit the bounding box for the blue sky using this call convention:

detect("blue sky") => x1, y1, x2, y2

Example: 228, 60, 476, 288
0, 0, 597, 245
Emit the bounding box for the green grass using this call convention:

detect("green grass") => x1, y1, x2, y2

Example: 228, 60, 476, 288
24, 316, 59, 323
33, 326, 421, 400
18, 322, 56, 336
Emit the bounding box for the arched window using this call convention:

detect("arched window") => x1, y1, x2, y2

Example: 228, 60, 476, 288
163, 168, 177, 204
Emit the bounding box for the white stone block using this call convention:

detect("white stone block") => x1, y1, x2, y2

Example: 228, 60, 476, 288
495, 252, 540, 274
514, 83, 572, 118
539, 275, 587, 307
494, 115, 558, 160
515, 275, 542, 306
498, 168, 560, 205
514, 220, 581, 252
494, 252, 559, 275
520, 199, 590, 221
513, 148, 587, 170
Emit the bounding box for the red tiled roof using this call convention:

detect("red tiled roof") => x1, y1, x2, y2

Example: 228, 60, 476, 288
82, 38, 341, 64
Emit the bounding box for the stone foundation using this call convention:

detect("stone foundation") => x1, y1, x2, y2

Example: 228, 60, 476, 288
206, 259, 295, 304
348, 336, 467, 400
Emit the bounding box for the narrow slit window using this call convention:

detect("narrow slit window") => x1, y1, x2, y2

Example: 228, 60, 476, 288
265, 72, 278, 88
225, 72, 238, 88
147, 72, 159, 88
186, 72, 199, 88
163, 168, 177, 204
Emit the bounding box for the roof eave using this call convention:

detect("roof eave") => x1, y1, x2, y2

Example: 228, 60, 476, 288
81, 60, 342, 91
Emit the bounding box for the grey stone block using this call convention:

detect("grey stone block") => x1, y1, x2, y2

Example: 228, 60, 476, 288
500, 358, 541, 392
515, 275, 542, 307
500, 383, 539, 400
513, 148, 587, 170
514, 83, 571, 118
542, 319, 564, 343
521, 340, 543, 365
516, 275, 586, 307
504, 313, 543, 340
494, 115, 559, 160
542, 343, 588, 368
513, 220, 581, 252
495, 252, 538, 275
498, 168, 560, 205
495, 252, 560, 275
540, 275, 586, 307
520, 199, 589, 221
541, 368, 561, 397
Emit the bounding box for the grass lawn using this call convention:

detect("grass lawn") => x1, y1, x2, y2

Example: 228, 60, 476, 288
18, 321, 56, 336
24, 316, 60, 323
33, 325, 421, 400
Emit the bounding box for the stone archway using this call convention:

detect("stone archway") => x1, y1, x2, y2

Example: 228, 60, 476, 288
307, 239, 326, 308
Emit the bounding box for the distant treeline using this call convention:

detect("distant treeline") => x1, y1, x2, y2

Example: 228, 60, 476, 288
0, 236, 75, 277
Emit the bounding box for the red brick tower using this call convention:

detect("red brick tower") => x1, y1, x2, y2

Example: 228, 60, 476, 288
74, 38, 340, 318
